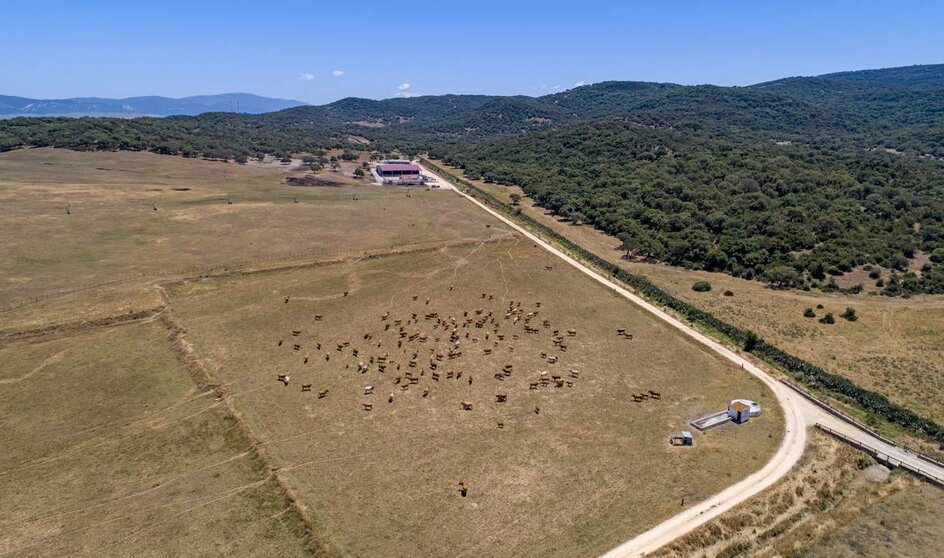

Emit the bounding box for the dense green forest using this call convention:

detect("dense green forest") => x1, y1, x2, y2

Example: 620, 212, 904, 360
2, 64, 943, 293
437, 121, 944, 294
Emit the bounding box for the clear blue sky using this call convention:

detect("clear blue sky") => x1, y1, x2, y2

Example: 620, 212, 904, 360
2, 1, 943, 104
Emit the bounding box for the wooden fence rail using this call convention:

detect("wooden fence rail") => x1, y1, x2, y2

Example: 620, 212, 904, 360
782, 380, 900, 447
815, 423, 944, 487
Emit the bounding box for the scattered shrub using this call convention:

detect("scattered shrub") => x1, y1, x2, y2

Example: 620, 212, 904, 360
868, 268, 881, 279
723, 289, 734, 297
875, 277, 885, 287
816, 304, 824, 309
840, 307, 858, 321
803, 308, 816, 318
692, 281, 712, 292
744, 330, 760, 351
819, 313, 836, 324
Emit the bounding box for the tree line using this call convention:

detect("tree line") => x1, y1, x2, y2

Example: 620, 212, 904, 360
437, 121, 944, 295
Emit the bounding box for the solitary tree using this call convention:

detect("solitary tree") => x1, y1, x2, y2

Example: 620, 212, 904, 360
510, 193, 522, 206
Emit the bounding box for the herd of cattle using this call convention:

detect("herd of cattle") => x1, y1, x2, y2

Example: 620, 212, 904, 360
272, 290, 657, 426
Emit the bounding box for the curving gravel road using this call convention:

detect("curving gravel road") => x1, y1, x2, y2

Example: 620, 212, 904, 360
417, 162, 944, 557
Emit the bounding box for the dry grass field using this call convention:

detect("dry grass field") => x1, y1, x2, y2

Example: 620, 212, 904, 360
0, 150, 785, 556
0, 320, 314, 557
165, 240, 783, 557
808, 482, 944, 558
651, 429, 944, 558
0, 148, 501, 309
427, 161, 944, 426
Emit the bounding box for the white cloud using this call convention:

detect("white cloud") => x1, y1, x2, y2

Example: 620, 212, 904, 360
395, 82, 415, 97
300, 73, 315, 81
574, 80, 586, 87
332, 70, 345, 77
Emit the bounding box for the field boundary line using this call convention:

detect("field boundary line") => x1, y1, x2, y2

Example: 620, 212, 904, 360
1, 235, 512, 314
155, 292, 342, 557
0, 307, 165, 343
191, 236, 513, 281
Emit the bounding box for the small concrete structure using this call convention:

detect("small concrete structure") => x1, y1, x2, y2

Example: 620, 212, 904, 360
671, 431, 694, 446
690, 411, 729, 431
728, 399, 762, 424
728, 401, 751, 424
691, 399, 762, 431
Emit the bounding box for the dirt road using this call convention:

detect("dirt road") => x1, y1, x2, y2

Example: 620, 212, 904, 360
417, 162, 944, 557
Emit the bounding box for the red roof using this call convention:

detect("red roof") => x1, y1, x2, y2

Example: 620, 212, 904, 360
377, 164, 420, 173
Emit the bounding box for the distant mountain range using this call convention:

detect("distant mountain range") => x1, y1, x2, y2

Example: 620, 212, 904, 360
0, 93, 307, 117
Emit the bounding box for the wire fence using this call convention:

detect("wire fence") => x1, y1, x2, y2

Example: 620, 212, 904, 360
1, 178, 506, 313
2, 234, 509, 313
0, 186, 440, 215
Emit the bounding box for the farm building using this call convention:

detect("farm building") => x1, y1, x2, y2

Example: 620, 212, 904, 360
376, 163, 424, 185
727, 399, 762, 424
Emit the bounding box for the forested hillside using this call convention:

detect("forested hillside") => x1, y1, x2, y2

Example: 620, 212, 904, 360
2, 64, 943, 293
438, 121, 944, 294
